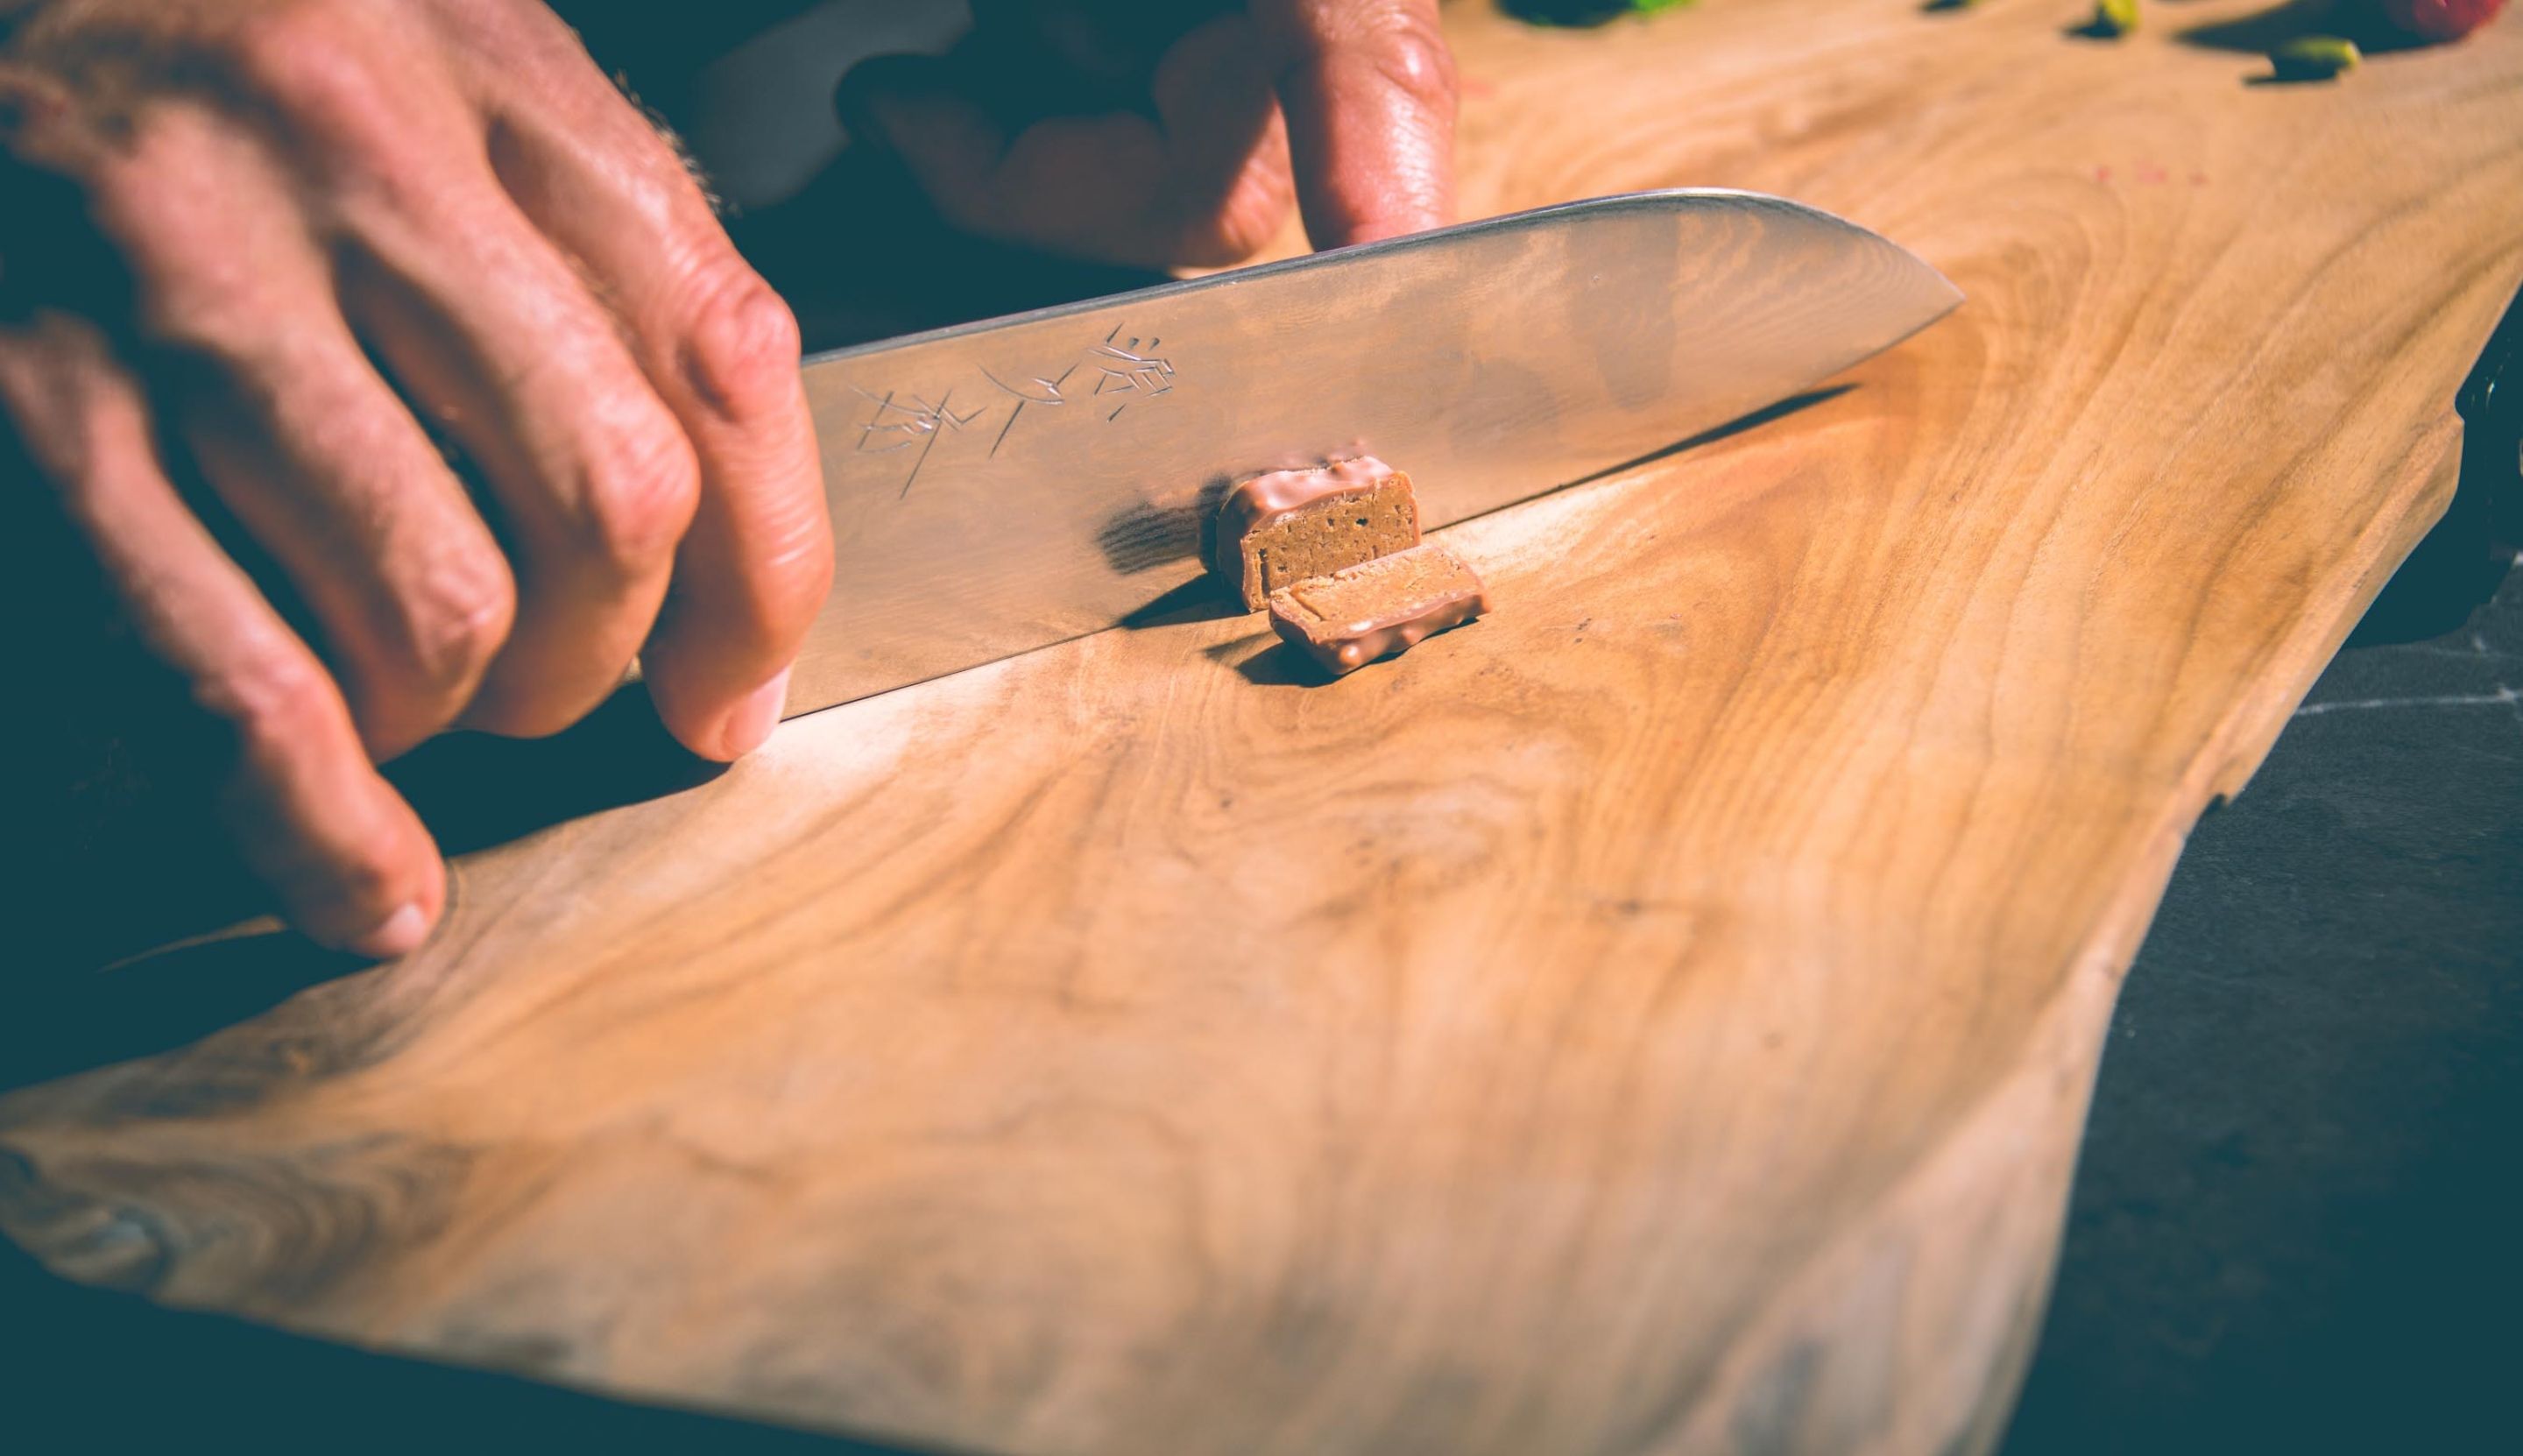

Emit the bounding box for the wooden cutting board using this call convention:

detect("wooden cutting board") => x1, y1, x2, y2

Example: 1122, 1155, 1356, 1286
6, 3, 2519, 1452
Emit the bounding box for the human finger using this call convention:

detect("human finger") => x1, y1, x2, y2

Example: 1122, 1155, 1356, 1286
339, 155, 702, 741
78, 103, 519, 760
0, 315, 444, 956
1253, 0, 1458, 248
467, 10, 832, 759
840, 16, 1293, 268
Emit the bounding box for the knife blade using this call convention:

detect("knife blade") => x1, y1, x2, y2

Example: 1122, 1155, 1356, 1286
785, 188, 1960, 717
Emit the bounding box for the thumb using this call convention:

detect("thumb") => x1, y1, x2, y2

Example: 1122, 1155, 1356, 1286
1254, 0, 1458, 250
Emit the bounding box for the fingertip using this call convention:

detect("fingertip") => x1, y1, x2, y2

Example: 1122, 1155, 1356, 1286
274, 822, 447, 960
287, 807, 448, 960
717, 664, 792, 760
348, 900, 432, 960
221, 711, 450, 959
650, 660, 795, 764
633, 420, 828, 767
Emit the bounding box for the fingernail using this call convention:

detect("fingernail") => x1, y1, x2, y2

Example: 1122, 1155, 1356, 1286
352, 901, 429, 960
720, 667, 792, 759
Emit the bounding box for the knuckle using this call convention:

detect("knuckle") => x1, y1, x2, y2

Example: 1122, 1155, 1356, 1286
675, 260, 803, 421
390, 544, 516, 692
0, 69, 78, 163
219, 1, 369, 111
0, 319, 130, 484
576, 412, 701, 573
131, 273, 272, 366
1356, 8, 1459, 110
90, 123, 304, 363
215, 0, 442, 194
1283, 4, 1457, 111
199, 643, 343, 760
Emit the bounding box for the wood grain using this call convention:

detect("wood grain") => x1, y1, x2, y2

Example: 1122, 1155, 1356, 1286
6, 4, 2521, 1453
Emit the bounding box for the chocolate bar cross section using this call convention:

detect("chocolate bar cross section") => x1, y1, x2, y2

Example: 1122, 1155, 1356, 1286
1267, 542, 1491, 675
1212, 457, 1423, 611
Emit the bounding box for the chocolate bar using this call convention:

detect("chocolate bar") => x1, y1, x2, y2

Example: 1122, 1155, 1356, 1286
1267, 541, 1490, 676
1212, 456, 1421, 611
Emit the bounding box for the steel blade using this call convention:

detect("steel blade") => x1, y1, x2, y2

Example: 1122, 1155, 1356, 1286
786, 188, 1960, 715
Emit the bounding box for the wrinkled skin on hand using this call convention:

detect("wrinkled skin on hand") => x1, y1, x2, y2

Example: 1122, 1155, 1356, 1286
0, 0, 835, 956
840, 0, 1458, 268
0, 0, 1456, 961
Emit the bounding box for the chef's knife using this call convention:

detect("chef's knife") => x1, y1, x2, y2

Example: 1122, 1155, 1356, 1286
785, 188, 1959, 716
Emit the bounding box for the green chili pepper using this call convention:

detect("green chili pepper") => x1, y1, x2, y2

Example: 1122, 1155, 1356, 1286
1503, 0, 1696, 27
2269, 35, 2362, 81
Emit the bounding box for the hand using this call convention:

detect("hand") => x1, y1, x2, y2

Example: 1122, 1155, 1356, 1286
839, 0, 1458, 268
0, 0, 834, 957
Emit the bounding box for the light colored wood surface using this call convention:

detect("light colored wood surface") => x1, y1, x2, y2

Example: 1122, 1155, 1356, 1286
6, 4, 2521, 1452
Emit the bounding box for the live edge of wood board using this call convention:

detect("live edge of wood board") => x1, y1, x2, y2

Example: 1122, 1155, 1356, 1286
4, 4, 2519, 1455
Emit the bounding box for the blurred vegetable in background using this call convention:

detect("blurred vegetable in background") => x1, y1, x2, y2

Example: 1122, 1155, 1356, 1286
1502, 0, 1694, 28
2270, 33, 2364, 78
2371, 0, 2506, 42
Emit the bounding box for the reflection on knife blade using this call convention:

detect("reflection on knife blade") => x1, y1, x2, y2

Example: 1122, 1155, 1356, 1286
782, 189, 1960, 718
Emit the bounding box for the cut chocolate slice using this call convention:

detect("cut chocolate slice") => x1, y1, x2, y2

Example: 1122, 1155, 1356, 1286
1212, 456, 1421, 611
1267, 541, 1490, 676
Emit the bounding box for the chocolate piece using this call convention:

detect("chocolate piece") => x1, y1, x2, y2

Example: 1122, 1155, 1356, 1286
1267, 542, 1490, 676
1212, 456, 1421, 611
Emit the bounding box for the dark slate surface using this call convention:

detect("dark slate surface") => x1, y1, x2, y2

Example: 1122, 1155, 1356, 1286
2001, 465, 2523, 1452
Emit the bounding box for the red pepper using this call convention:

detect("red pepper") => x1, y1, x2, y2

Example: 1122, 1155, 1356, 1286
2372, 0, 2507, 41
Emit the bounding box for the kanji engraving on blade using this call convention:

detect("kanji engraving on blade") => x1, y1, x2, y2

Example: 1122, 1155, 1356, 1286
850, 387, 988, 498
852, 390, 986, 453
852, 323, 1180, 495
1083, 327, 1176, 421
